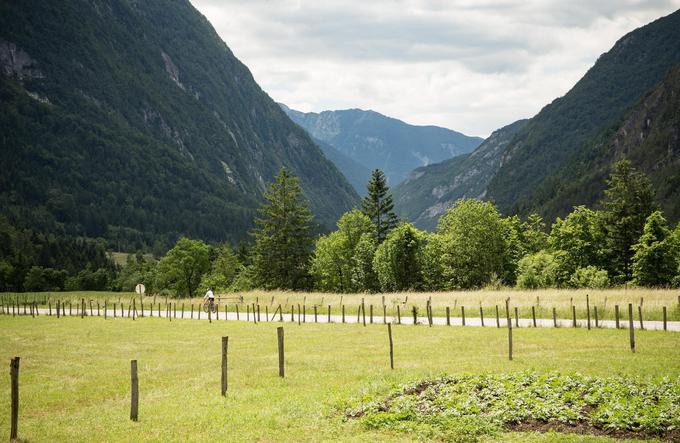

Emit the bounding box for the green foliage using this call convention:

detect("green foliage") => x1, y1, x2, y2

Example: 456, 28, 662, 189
310, 210, 377, 293
156, 237, 210, 298
116, 252, 157, 293
349, 372, 680, 441
516, 251, 560, 289
198, 244, 240, 293
250, 169, 314, 291
435, 200, 511, 289
632, 211, 678, 286
0, 0, 358, 252
23, 266, 68, 292
568, 266, 610, 289
372, 223, 426, 292
361, 169, 398, 243
601, 160, 657, 282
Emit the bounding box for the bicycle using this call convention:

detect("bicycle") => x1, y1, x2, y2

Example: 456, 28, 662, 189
203, 299, 217, 313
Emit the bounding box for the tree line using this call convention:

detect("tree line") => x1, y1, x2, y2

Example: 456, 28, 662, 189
115, 160, 680, 297
4, 160, 679, 295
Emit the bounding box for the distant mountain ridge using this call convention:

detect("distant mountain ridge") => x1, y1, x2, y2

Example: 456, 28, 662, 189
393, 119, 528, 230
280, 104, 483, 189
0, 0, 358, 249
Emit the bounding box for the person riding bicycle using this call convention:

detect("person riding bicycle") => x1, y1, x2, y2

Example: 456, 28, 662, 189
204, 287, 215, 310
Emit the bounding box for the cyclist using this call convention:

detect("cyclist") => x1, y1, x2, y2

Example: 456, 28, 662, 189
204, 287, 215, 311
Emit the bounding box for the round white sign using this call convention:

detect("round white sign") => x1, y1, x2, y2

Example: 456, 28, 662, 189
135, 283, 146, 295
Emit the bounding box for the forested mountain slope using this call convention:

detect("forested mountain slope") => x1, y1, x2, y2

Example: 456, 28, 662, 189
487, 9, 680, 218
0, 0, 358, 250
520, 64, 680, 222
281, 104, 483, 186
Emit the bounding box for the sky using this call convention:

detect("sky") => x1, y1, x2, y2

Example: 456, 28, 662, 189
190, 1, 680, 138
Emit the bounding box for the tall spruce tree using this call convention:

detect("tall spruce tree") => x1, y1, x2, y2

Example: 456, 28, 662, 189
361, 169, 398, 243
600, 160, 657, 283
250, 168, 314, 290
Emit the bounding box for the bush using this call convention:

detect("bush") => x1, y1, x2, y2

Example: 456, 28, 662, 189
516, 251, 559, 289
569, 266, 610, 289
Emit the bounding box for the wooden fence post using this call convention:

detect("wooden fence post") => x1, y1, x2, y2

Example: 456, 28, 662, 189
130, 360, 139, 421
387, 323, 394, 370
114, 303, 117, 318
552, 307, 557, 328
638, 305, 644, 330
342, 305, 345, 323
531, 306, 536, 328
132, 299, 136, 321
412, 306, 418, 325
663, 306, 667, 331
10, 356, 20, 440
586, 294, 591, 330
104, 301, 107, 320
461, 306, 465, 326
328, 305, 332, 323
480, 306, 485, 327
314, 305, 318, 323
572, 305, 577, 328
495, 305, 500, 328
221, 337, 229, 396
505, 299, 512, 361
362, 301, 366, 327
396, 305, 401, 325
446, 307, 450, 326
56, 300, 60, 319
628, 303, 635, 353
615, 305, 620, 329
514, 307, 519, 327
383, 304, 387, 324
594, 306, 599, 328
277, 327, 285, 378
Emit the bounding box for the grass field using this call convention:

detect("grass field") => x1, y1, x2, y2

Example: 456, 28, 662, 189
3, 288, 680, 322
1, 311, 680, 442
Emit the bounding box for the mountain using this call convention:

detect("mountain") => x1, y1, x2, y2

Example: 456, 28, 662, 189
520, 64, 680, 222
0, 0, 358, 250
487, 9, 680, 218
307, 136, 372, 196
280, 105, 483, 187
393, 120, 528, 230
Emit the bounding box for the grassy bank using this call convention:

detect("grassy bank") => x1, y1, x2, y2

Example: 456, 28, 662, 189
1, 314, 679, 442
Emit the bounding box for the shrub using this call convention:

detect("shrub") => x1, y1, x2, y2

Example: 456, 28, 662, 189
516, 251, 559, 289
569, 266, 610, 289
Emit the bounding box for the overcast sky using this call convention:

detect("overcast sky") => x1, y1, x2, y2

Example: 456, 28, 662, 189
190, 1, 680, 138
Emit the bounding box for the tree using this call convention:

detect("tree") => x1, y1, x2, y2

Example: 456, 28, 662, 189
310, 210, 377, 292
516, 251, 560, 289
361, 169, 398, 243
373, 223, 426, 292
436, 199, 510, 289
116, 252, 157, 293
632, 211, 677, 286
250, 168, 314, 290
548, 206, 606, 284
199, 244, 240, 293
156, 237, 210, 297
600, 160, 657, 282
521, 213, 549, 254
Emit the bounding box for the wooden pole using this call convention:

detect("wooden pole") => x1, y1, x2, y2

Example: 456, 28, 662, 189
615, 305, 620, 329
362, 301, 366, 327
446, 306, 450, 326
342, 305, 345, 323
514, 307, 519, 327
10, 357, 20, 440
628, 303, 635, 353
221, 337, 228, 396
412, 306, 417, 325
594, 306, 599, 328
314, 305, 318, 323
505, 299, 512, 361
461, 306, 465, 326
480, 306, 485, 327
495, 305, 500, 328
383, 304, 387, 324
396, 305, 401, 325
328, 305, 332, 323
552, 307, 557, 328
130, 360, 139, 421
572, 305, 577, 328
105, 301, 107, 320
586, 294, 591, 330
277, 327, 285, 378
279, 304, 283, 322
531, 306, 536, 327
638, 305, 644, 330
387, 323, 394, 370
663, 306, 667, 331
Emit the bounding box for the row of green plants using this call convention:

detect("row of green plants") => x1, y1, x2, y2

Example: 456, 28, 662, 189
345, 371, 680, 441
112, 159, 680, 297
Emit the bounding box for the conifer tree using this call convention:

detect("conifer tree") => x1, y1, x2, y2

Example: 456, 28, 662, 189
250, 168, 314, 290
600, 160, 656, 282
361, 169, 398, 243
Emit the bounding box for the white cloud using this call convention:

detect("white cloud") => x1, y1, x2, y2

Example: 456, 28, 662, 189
190, 0, 680, 137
